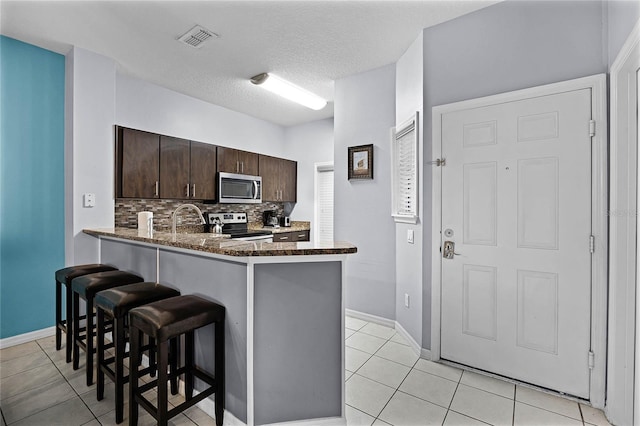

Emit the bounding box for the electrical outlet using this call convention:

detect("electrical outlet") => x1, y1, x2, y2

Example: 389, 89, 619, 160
404, 293, 410, 308
407, 229, 414, 244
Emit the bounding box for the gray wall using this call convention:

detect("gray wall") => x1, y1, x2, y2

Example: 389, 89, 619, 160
284, 118, 334, 228
421, 0, 607, 348
334, 64, 397, 319
607, 0, 640, 66
395, 33, 424, 345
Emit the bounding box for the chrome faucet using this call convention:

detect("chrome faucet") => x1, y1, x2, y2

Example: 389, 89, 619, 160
172, 203, 206, 235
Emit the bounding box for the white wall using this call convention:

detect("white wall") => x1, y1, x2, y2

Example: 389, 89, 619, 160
395, 34, 424, 345
283, 118, 334, 228
66, 47, 116, 265
116, 73, 286, 157
334, 64, 396, 320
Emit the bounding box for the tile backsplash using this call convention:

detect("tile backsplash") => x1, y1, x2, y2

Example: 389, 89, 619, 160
115, 199, 284, 230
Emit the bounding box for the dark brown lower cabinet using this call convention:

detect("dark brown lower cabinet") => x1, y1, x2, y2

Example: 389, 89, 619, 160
272, 230, 309, 242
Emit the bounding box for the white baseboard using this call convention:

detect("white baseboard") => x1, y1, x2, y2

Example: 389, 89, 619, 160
345, 309, 395, 328
420, 348, 432, 360
345, 309, 433, 361
393, 320, 422, 357
0, 326, 56, 349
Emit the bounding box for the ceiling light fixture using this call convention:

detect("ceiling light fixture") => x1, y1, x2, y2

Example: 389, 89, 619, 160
250, 73, 327, 110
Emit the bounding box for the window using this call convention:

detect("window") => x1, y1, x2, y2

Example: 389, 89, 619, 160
391, 113, 419, 223
315, 163, 334, 243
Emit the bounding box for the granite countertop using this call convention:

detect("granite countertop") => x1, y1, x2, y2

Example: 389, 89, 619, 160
83, 228, 356, 257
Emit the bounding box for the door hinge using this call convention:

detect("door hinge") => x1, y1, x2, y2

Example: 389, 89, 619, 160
588, 351, 595, 369
589, 235, 595, 253
589, 120, 596, 137
428, 158, 446, 167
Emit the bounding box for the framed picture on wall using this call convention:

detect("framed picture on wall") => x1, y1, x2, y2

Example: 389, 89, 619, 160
348, 144, 374, 180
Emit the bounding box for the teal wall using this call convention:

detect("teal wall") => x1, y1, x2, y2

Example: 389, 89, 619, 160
1, 36, 65, 339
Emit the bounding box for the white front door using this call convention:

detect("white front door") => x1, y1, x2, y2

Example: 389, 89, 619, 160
440, 88, 593, 398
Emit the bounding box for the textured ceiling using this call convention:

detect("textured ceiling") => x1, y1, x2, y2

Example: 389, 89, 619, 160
1, 1, 497, 127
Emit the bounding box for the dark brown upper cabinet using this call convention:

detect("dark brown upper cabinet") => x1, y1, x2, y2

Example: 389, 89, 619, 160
190, 141, 217, 200
117, 127, 160, 198
217, 147, 259, 176
259, 155, 297, 202
160, 137, 217, 200
160, 136, 190, 199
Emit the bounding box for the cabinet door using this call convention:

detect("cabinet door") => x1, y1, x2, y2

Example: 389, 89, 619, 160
160, 136, 190, 199
259, 155, 280, 201
120, 128, 160, 198
280, 159, 297, 202
217, 147, 239, 173
190, 142, 217, 200
238, 150, 259, 175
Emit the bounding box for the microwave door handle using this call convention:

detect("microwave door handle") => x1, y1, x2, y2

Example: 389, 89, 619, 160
253, 181, 259, 199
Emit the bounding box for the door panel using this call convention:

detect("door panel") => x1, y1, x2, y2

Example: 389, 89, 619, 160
440, 89, 592, 398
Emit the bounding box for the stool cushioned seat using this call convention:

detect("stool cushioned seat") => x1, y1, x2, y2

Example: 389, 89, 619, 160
129, 295, 225, 342
72, 270, 144, 298
95, 282, 180, 318
56, 264, 117, 284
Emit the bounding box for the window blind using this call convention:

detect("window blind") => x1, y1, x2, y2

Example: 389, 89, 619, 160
392, 115, 418, 222
317, 169, 334, 242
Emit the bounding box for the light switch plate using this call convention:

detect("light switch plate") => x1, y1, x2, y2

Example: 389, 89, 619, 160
407, 229, 414, 244
404, 293, 410, 308
83, 193, 96, 208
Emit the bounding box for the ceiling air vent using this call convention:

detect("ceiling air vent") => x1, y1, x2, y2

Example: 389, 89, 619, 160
178, 25, 218, 49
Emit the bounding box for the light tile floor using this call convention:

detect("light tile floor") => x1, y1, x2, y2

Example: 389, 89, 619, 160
344, 316, 612, 426
0, 317, 614, 426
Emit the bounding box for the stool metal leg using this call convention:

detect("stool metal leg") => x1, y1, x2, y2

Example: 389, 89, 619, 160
72, 292, 80, 370
169, 337, 178, 395
185, 331, 194, 400
86, 296, 95, 386
65, 283, 73, 363
114, 315, 125, 424
129, 325, 140, 426
96, 308, 105, 401
157, 339, 169, 426
215, 320, 225, 426
55, 280, 62, 351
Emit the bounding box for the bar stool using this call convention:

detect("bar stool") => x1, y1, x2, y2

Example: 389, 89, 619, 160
129, 295, 225, 426
72, 270, 144, 386
95, 282, 181, 424
55, 265, 118, 363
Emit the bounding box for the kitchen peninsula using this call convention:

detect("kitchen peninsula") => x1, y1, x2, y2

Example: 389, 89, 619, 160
83, 228, 356, 426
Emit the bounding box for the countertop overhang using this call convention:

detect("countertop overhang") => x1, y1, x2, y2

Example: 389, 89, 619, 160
83, 228, 357, 257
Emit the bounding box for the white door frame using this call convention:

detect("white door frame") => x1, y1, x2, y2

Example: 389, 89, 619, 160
607, 20, 639, 426
430, 74, 608, 407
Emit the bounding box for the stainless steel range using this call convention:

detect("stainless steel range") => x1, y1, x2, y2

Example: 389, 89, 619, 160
207, 212, 273, 242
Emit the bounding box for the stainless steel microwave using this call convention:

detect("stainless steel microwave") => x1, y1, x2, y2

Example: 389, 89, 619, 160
218, 172, 262, 204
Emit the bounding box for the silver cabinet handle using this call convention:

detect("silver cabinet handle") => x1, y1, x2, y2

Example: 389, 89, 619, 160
186, 184, 190, 198
241, 161, 244, 173
192, 184, 196, 198
155, 181, 159, 197
236, 161, 240, 173
280, 236, 289, 240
